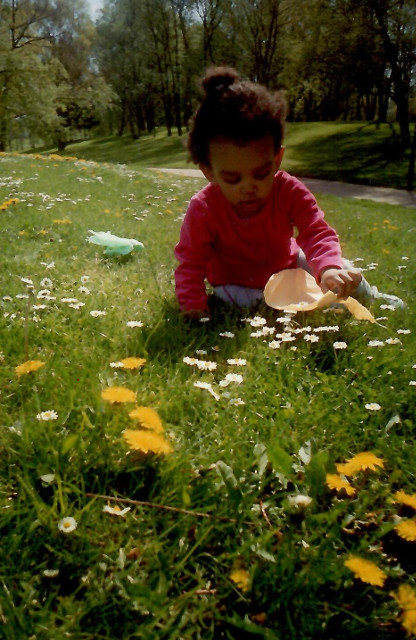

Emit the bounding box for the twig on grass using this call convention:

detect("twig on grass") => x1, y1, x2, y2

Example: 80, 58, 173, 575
86, 492, 254, 526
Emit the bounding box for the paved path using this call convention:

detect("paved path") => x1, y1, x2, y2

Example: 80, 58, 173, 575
151, 167, 416, 208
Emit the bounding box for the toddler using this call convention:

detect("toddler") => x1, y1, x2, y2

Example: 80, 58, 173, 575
174, 67, 404, 318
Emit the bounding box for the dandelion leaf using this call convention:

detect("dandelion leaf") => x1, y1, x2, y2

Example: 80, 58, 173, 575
267, 444, 294, 479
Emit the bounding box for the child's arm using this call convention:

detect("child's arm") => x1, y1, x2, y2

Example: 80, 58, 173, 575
174, 200, 214, 316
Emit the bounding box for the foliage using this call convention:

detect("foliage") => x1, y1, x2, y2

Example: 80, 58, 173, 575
0, 152, 415, 638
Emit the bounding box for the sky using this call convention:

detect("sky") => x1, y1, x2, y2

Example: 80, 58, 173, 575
86, 0, 104, 18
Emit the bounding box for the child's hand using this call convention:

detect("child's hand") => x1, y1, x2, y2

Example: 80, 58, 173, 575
320, 268, 362, 300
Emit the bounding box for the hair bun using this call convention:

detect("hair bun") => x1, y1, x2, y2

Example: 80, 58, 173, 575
202, 67, 239, 95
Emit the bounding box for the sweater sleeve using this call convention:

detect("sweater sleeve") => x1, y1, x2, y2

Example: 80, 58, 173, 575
282, 175, 343, 282
174, 196, 215, 313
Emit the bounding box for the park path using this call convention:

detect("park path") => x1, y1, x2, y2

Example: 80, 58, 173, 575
151, 167, 416, 208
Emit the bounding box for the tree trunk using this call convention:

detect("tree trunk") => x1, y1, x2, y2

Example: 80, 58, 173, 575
407, 121, 416, 191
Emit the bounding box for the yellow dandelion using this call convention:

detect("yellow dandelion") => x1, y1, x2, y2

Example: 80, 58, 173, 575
52, 218, 72, 225
402, 610, 416, 635
120, 357, 147, 370
123, 429, 172, 454
101, 386, 136, 404
325, 473, 356, 497
128, 406, 164, 433
391, 584, 416, 611
15, 360, 45, 377
336, 452, 384, 476
395, 520, 416, 542
230, 568, 250, 592
344, 555, 387, 587
394, 490, 416, 510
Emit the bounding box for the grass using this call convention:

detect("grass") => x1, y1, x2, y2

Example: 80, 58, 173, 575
0, 151, 416, 639
41, 120, 412, 189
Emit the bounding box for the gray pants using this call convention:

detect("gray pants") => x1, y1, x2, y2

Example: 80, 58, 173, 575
214, 250, 354, 308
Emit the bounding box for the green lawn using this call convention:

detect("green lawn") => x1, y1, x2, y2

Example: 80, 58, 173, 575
0, 152, 415, 639
44, 120, 411, 189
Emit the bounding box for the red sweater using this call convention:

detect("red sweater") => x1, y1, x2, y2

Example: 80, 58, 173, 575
174, 171, 343, 312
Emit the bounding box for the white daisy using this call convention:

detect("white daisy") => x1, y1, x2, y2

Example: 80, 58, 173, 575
36, 410, 58, 421
58, 516, 77, 533
126, 320, 144, 328
90, 310, 106, 317
365, 403, 381, 411
102, 504, 131, 517
367, 340, 385, 347
219, 331, 235, 338
193, 381, 220, 401
333, 341, 347, 349
227, 358, 247, 366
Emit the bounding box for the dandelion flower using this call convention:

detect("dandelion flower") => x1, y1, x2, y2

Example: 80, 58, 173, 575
58, 517, 77, 533
336, 452, 384, 476
401, 610, 416, 635
101, 386, 136, 404
123, 429, 172, 454
395, 520, 416, 542
129, 406, 164, 433
392, 584, 416, 610
326, 473, 356, 496
230, 568, 250, 592
15, 360, 45, 376
344, 555, 387, 587
36, 410, 58, 421
120, 357, 147, 370
394, 491, 416, 510
103, 504, 131, 517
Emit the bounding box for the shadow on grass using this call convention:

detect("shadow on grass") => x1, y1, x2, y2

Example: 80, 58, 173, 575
40, 131, 190, 169
288, 122, 407, 188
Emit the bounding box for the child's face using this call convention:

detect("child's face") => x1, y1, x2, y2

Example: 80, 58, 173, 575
201, 135, 284, 218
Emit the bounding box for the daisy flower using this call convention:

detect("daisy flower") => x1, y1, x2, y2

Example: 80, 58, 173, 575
219, 331, 235, 338
36, 410, 58, 421
193, 381, 220, 401
219, 373, 243, 387
227, 358, 247, 366
102, 504, 131, 517
367, 340, 385, 347
248, 316, 266, 327
304, 334, 319, 343
126, 320, 144, 328
90, 310, 106, 317
333, 341, 347, 349
365, 402, 381, 411
58, 517, 77, 533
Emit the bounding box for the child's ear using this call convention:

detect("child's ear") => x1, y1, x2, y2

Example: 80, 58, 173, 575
200, 163, 215, 183
275, 146, 285, 169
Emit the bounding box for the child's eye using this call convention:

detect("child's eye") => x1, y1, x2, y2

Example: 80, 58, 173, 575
254, 170, 271, 180
223, 177, 241, 185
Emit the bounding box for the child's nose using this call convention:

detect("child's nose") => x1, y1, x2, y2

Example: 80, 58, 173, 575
241, 179, 258, 196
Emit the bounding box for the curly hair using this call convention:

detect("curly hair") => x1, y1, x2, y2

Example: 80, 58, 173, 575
187, 67, 287, 166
